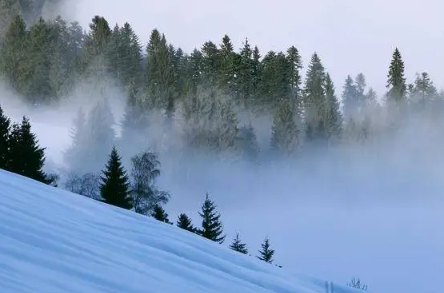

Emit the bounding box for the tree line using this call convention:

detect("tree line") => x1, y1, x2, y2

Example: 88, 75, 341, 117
1, 12, 443, 165
0, 103, 279, 267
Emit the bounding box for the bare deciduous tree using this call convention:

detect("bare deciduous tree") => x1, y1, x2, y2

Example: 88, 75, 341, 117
347, 277, 368, 291
64, 172, 101, 200
130, 150, 170, 215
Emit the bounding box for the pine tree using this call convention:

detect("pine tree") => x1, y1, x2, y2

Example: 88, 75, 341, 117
99, 146, 132, 209
198, 193, 225, 244
0, 15, 29, 95
257, 237, 275, 264
236, 123, 260, 162
303, 52, 327, 141
151, 204, 172, 224
270, 100, 300, 156
229, 233, 248, 254
409, 72, 437, 111
387, 48, 406, 103
0, 105, 11, 169
324, 73, 342, 141
342, 75, 358, 121
176, 213, 195, 232
7, 116, 52, 184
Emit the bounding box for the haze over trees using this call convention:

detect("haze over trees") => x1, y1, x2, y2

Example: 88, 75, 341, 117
0, 9, 442, 169
0, 3, 440, 288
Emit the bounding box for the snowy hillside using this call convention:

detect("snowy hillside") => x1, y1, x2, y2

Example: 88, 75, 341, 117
0, 169, 361, 293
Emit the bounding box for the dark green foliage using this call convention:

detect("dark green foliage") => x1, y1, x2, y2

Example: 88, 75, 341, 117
198, 193, 225, 244
257, 237, 274, 264
387, 47, 406, 102
229, 233, 248, 254
303, 52, 328, 142
7, 116, 52, 184
99, 146, 132, 209
0, 12, 439, 168
176, 213, 196, 232
324, 73, 342, 141
271, 100, 300, 156
0, 105, 11, 169
151, 204, 172, 224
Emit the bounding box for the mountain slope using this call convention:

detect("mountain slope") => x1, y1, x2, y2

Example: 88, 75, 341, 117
0, 169, 359, 293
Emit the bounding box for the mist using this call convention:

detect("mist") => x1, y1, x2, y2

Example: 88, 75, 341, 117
1, 1, 443, 293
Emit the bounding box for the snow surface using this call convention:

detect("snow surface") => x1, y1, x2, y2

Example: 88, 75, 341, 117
0, 169, 363, 293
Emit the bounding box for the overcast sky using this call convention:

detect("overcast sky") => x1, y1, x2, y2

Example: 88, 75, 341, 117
63, 0, 444, 97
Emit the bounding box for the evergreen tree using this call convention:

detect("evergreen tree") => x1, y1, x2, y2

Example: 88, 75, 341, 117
324, 73, 342, 141
7, 116, 52, 184
257, 237, 275, 264
303, 52, 328, 141
0, 105, 11, 169
0, 14, 30, 95
229, 233, 248, 254
270, 100, 300, 156
198, 193, 225, 244
236, 123, 260, 162
176, 213, 195, 232
342, 75, 358, 121
386, 47, 406, 103
99, 146, 132, 209
151, 204, 172, 224
409, 72, 437, 111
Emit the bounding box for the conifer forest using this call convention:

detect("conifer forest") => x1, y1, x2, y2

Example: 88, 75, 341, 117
0, 1, 441, 289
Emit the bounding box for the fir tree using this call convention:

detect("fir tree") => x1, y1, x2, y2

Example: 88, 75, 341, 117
303, 52, 327, 141
99, 146, 132, 209
236, 123, 260, 162
324, 73, 342, 141
0, 105, 11, 169
176, 213, 195, 232
270, 100, 299, 156
151, 204, 172, 224
229, 233, 248, 254
257, 237, 275, 264
198, 193, 225, 244
387, 47, 406, 102
7, 116, 52, 184
341, 75, 358, 121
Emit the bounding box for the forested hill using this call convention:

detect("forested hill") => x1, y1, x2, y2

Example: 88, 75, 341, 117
0, 2, 443, 162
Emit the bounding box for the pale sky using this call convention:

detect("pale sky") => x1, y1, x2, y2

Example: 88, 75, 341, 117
64, 0, 444, 97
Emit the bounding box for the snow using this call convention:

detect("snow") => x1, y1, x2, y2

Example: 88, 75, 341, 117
0, 169, 364, 293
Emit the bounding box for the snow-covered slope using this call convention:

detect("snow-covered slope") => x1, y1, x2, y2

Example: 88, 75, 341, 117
0, 169, 360, 293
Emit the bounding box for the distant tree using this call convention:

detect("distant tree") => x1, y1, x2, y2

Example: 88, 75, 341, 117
303, 52, 328, 141
386, 47, 407, 103
347, 277, 368, 291
324, 73, 342, 141
229, 233, 248, 254
7, 116, 53, 185
236, 123, 260, 162
151, 204, 172, 224
257, 237, 275, 264
64, 172, 101, 200
0, 105, 11, 169
176, 213, 196, 233
198, 193, 225, 244
129, 150, 170, 215
270, 100, 300, 156
99, 146, 132, 209
0, 15, 29, 95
